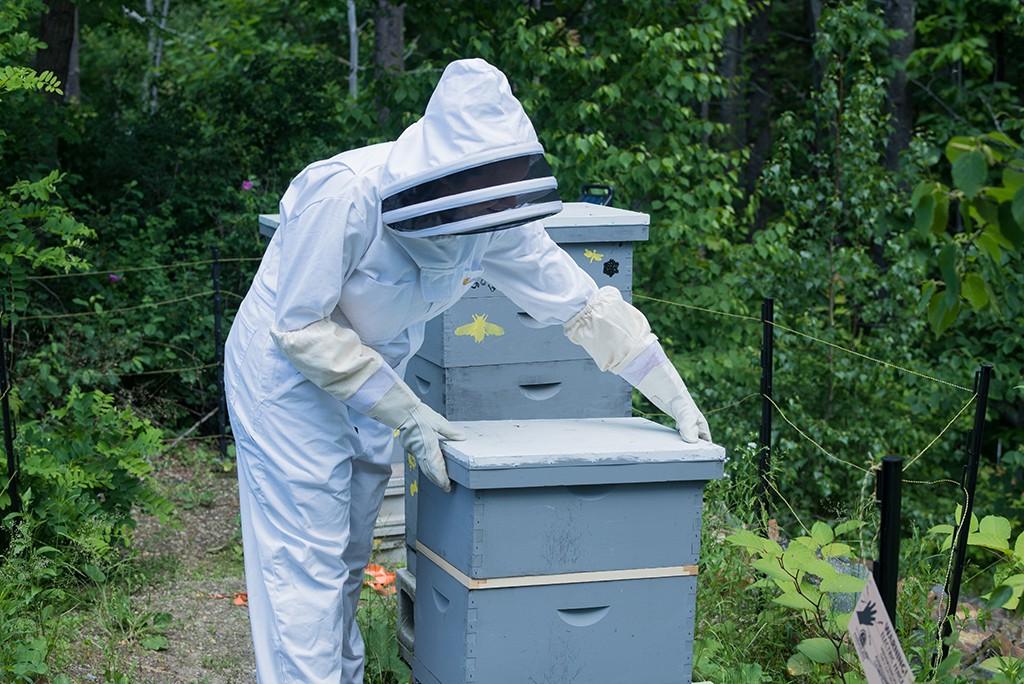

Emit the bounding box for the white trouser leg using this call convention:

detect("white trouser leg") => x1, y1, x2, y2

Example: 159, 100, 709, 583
340, 455, 393, 683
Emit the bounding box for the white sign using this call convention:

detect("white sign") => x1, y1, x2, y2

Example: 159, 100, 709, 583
847, 574, 914, 684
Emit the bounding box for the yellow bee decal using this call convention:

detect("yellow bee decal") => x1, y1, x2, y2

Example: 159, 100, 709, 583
454, 314, 505, 343
409, 480, 419, 497
583, 248, 605, 263
407, 452, 417, 471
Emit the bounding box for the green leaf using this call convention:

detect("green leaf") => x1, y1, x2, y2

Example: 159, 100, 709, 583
83, 564, 106, 584
140, 635, 169, 651
1013, 187, 1024, 227
1014, 532, 1024, 561
929, 524, 955, 535
927, 290, 960, 334
786, 652, 815, 676
945, 136, 975, 163
980, 656, 1024, 674
834, 520, 865, 536
938, 244, 959, 296
952, 150, 988, 198
914, 194, 935, 235
1005, 164, 1024, 191
821, 543, 852, 558
782, 541, 817, 574
726, 529, 780, 556
968, 532, 1009, 552
931, 192, 950, 235
820, 573, 867, 594
998, 201, 1024, 248
811, 521, 834, 546
773, 591, 818, 611
986, 585, 1014, 609
797, 637, 839, 664
753, 557, 793, 585
961, 273, 989, 310
979, 515, 1011, 543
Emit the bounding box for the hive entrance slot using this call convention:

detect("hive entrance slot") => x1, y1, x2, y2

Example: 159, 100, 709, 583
518, 382, 562, 401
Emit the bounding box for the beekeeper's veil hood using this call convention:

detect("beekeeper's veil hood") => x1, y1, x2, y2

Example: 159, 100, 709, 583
380, 59, 562, 238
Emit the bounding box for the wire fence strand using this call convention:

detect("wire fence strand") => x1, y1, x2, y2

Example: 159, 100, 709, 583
761, 393, 872, 474
26, 256, 262, 281
902, 394, 977, 471
20, 291, 216, 321
634, 292, 972, 392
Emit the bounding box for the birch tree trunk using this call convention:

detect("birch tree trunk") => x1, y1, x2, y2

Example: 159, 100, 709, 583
348, 0, 358, 98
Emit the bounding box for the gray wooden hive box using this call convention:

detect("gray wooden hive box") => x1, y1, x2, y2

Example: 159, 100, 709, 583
409, 418, 725, 684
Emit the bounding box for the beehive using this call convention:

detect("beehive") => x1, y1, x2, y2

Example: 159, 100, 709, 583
409, 418, 724, 684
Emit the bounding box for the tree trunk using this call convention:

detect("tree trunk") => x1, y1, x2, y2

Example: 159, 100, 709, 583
741, 0, 773, 224
36, 0, 77, 101
883, 0, 914, 171
373, 0, 405, 128
719, 25, 743, 149
347, 0, 359, 98
64, 5, 80, 100
374, 0, 404, 73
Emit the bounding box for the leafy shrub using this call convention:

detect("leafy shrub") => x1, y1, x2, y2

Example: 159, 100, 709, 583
12, 387, 171, 559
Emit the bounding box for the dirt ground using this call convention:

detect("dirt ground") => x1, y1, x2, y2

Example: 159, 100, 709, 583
58, 448, 256, 683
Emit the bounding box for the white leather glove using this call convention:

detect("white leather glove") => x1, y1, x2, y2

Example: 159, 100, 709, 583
564, 286, 712, 443
367, 382, 465, 492
634, 362, 711, 443
271, 318, 465, 489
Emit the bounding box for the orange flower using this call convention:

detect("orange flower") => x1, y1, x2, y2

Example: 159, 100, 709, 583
364, 563, 396, 596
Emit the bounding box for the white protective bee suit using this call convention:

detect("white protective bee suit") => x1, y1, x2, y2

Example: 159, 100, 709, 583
224, 58, 710, 684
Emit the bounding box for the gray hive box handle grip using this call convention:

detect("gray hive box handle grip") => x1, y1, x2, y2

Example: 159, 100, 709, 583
518, 382, 562, 401
414, 375, 431, 394
557, 605, 611, 627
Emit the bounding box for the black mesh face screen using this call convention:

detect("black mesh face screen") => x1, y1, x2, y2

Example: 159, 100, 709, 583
381, 153, 553, 213
385, 187, 560, 233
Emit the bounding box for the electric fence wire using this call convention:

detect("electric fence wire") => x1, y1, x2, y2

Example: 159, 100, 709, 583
25, 256, 263, 280
633, 293, 973, 393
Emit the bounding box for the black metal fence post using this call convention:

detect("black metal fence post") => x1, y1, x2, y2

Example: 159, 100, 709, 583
757, 297, 774, 523
0, 304, 21, 553
939, 363, 993, 660
212, 247, 228, 462
874, 455, 903, 626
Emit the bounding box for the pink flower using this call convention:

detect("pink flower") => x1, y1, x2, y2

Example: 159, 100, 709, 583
108, 273, 123, 283
241, 179, 254, 191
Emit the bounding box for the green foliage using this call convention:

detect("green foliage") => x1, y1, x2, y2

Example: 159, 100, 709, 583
912, 132, 1023, 334
928, 509, 1024, 611
13, 387, 171, 558
726, 521, 867, 678
357, 587, 410, 684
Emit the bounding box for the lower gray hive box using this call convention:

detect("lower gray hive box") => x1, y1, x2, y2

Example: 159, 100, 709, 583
408, 418, 725, 684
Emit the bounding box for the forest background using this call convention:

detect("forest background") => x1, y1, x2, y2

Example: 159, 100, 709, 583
1, 0, 1023, 681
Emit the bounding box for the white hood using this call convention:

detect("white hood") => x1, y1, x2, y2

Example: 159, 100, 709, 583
380, 58, 562, 237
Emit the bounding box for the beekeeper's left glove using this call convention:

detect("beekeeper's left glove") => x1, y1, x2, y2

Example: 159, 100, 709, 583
564, 286, 712, 443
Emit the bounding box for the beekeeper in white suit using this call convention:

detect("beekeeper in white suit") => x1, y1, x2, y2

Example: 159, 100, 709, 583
224, 58, 711, 684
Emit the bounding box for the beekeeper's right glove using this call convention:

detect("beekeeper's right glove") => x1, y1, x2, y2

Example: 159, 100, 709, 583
270, 317, 465, 491
367, 382, 466, 492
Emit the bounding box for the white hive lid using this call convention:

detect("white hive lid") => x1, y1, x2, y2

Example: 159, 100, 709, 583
442, 417, 725, 489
